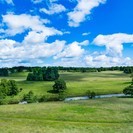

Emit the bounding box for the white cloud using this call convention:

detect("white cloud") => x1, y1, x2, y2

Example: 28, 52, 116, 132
85, 54, 133, 67
1, 13, 62, 38
40, 3, 66, 15
82, 32, 91, 36
31, 0, 43, 4
93, 33, 133, 56
0, 38, 66, 67
54, 57, 85, 67
79, 40, 89, 46
54, 40, 87, 59
67, 0, 106, 27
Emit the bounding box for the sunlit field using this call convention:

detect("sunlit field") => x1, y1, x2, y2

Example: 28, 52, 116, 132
0, 71, 131, 101
0, 98, 132, 133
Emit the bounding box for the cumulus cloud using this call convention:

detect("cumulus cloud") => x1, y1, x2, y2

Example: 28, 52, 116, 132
93, 33, 133, 56
67, 0, 106, 27
1, 13, 62, 38
54, 57, 85, 67
85, 54, 133, 67
40, 3, 66, 15
0, 38, 66, 67
54, 40, 88, 59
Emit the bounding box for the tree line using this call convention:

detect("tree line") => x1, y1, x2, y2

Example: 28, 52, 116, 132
0, 66, 133, 77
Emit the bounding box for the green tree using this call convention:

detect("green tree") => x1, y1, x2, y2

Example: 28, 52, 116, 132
8, 80, 19, 96
53, 79, 67, 93
27, 73, 34, 81
44, 67, 59, 81
0, 68, 9, 76
123, 85, 133, 96
130, 73, 133, 84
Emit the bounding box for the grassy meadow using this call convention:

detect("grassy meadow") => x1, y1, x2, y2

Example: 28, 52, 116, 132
0, 71, 132, 133
0, 71, 131, 101
0, 98, 132, 133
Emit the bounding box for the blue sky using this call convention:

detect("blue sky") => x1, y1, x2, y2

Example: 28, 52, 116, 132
0, 0, 133, 67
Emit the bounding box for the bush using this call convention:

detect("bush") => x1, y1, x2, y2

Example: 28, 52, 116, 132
0, 99, 8, 105
123, 85, 133, 96
38, 95, 48, 102
23, 91, 37, 103
58, 92, 67, 101
8, 99, 19, 104
86, 90, 96, 99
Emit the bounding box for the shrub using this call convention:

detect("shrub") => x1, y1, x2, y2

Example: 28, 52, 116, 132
86, 90, 96, 99
123, 85, 133, 96
23, 91, 37, 103
38, 95, 48, 102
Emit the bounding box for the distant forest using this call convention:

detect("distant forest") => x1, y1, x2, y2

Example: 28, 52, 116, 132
0, 66, 133, 77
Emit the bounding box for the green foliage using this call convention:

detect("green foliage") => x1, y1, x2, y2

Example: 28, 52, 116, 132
0, 68, 9, 76
58, 91, 67, 101
86, 90, 96, 99
0, 79, 19, 101
123, 85, 133, 96
8, 80, 19, 96
23, 91, 37, 103
44, 67, 59, 81
38, 95, 48, 102
123, 74, 133, 96
27, 67, 59, 81
53, 79, 67, 93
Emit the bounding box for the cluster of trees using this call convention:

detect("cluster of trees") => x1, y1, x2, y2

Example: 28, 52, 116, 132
0, 79, 19, 99
123, 67, 133, 74
0, 68, 9, 76
21, 79, 67, 103
27, 67, 59, 81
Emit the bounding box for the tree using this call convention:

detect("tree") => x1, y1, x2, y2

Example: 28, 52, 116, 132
0, 79, 19, 100
8, 80, 19, 96
123, 85, 133, 96
53, 79, 67, 93
26, 67, 59, 81
130, 73, 133, 85
123, 74, 133, 96
44, 67, 59, 81
0, 68, 9, 76
27, 73, 34, 81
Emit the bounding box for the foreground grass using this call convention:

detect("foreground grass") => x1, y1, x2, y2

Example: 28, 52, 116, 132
0, 98, 132, 133
0, 71, 131, 100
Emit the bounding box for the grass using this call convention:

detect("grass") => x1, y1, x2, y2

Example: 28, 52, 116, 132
0, 71, 131, 101
0, 98, 132, 133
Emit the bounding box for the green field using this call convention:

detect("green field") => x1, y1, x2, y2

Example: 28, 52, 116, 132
0, 71, 131, 101
0, 71, 132, 133
0, 98, 132, 133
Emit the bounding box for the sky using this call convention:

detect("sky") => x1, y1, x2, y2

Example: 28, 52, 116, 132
0, 0, 133, 67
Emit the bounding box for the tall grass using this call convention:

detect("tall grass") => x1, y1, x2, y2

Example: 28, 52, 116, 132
0, 98, 132, 133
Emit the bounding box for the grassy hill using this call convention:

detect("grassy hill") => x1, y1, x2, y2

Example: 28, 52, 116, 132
0, 71, 131, 102
0, 98, 132, 133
